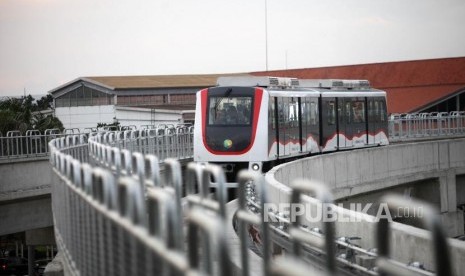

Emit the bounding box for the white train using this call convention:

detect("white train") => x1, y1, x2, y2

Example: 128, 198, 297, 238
193, 76, 389, 184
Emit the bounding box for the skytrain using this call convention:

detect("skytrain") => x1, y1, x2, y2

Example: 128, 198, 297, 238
193, 76, 388, 184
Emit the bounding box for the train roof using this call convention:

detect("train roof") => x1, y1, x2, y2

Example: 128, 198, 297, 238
317, 89, 386, 97
267, 88, 386, 98
268, 89, 320, 97
215, 76, 386, 98
217, 76, 374, 90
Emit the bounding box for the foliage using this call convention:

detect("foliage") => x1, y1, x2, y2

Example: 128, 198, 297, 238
0, 94, 63, 135
35, 94, 54, 110
97, 119, 120, 130
34, 113, 64, 133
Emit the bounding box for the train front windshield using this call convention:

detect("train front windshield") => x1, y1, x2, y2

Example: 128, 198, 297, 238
204, 87, 257, 153
208, 97, 252, 125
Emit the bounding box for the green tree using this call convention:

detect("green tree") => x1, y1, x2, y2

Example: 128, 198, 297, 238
0, 94, 63, 135
35, 94, 54, 111
33, 113, 64, 133
0, 97, 33, 134
97, 119, 120, 130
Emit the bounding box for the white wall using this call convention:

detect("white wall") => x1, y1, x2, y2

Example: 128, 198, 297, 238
55, 105, 189, 131
55, 105, 116, 130
115, 106, 184, 129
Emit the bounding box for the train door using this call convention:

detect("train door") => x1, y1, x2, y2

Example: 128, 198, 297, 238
269, 96, 278, 158
344, 98, 354, 148
309, 98, 320, 152
301, 98, 309, 152
376, 98, 388, 144
350, 97, 368, 148
301, 97, 319, 153
379, 98, 389, 142
367, 98, 376, 145
338, 98, 348, 148
288, 97, 301, 156
277, 97, 289, 157
321, 96, 338, 151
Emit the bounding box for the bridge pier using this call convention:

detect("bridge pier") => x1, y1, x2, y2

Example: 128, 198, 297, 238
439, 170, 465, 237
25, 227, 56, 276
439, 170, 456, 213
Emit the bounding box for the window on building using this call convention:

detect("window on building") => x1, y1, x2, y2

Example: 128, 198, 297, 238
55, 86, 113, 107
171, 94, 195, 105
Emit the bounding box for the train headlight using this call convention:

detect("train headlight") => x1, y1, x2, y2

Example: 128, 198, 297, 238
251, 163, 260, 171
223, 139, 233, 149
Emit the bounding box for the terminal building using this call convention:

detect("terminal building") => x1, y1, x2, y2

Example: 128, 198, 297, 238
49, 57, 465, 130
49, 74, 230, 129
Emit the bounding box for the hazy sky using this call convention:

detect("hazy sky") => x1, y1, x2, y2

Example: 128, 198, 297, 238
1, 0, 464, 96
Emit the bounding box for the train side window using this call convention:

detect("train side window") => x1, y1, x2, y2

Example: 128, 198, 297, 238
270, 97, 276, 129
352, 101, 365, 123
379, 100, 386, 122
310, 101, 317, 125
327, 101, 336, 125
301, 100, 308, 124
278, 97, 285, 125
368, 100, 373, 121
345, 101, 351, 123
283, 98, 289, 126
374, 101, 379, 122
289, 98, 298, 127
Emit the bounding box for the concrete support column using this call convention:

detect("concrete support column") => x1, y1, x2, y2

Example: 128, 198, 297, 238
439, 170, 457, 213
28, 245, 35, 276
439, 170, 464, 236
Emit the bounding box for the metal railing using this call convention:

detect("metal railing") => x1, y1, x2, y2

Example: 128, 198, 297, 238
87, 126, 194, 172
0, 125, 194, 162
49, 134, 454, 276
389, 111, 465, 140
0, 129, 63, 160
50, 136, 233, 275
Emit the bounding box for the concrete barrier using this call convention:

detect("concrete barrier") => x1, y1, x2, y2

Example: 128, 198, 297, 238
269, 139, 465, 200
265, 138, 465, 274
0, 159, 53, 201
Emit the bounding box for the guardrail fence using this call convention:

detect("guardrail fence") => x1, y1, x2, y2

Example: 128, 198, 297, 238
0, 125, 193, 161
89, 126, 194, 164
49, 134, 454, 276
0, 129, 63, 160
389, 111, 465, 140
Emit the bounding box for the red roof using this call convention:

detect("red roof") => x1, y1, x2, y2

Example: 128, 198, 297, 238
251, 57, 465, 113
